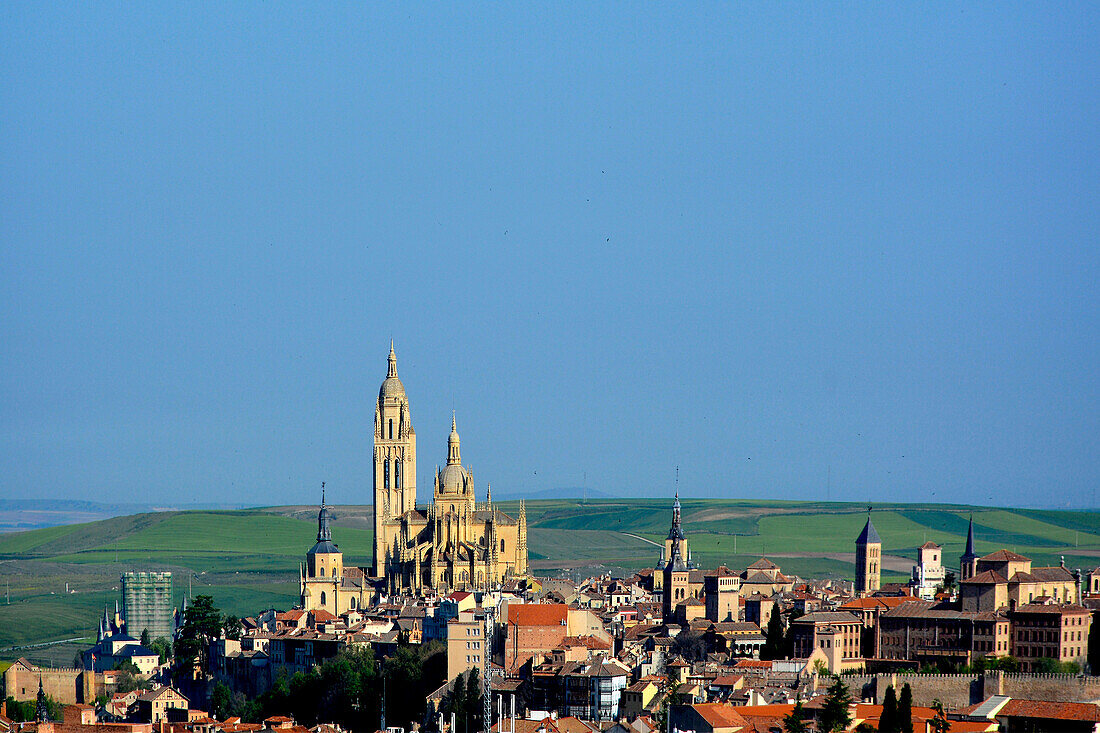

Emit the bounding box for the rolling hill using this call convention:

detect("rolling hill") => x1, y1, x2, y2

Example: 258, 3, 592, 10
1, 498, 1097, 663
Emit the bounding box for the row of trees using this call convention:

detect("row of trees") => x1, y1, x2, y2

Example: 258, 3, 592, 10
208, 641, 448, 731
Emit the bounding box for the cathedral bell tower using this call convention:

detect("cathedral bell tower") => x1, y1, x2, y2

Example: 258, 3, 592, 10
374, 342, 417, 576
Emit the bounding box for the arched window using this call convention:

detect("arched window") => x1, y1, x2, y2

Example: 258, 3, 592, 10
331, 567, 337, 578
350, 597, 356, 609
320, 591, 327, 606
384, 460, 390, 489
388, 419, 393, 440
501, 539, 505, 552
395, 461, 401, 489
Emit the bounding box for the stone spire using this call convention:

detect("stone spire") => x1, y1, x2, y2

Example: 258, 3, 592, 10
486, 482, 492, 506
447, 412, 461, 465
963, 515, 976, 558
36, 677, 49, 722
317, 482, 332, 542
387, 340, 398, 379
518, 500, 528, 574
668, 492, 684, 541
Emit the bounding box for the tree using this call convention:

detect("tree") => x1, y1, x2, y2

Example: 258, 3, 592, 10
210, 682, 244, 720
149, 636, 173, 664
140, 628, 151, 647
818, 675, 852, 733
1034, 657, 1080, 674
465, 668, 484, 733
670, 630, 707, 662
782, 698, 809, 733
880, 685, 898, 733
929, 699, 950, 733
898, 683, 913, 733
174, 594, 226, 674
761, 610, 785, 661
223, 615, 242, 641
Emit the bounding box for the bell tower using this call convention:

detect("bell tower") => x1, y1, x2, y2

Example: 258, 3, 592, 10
374, 342, 417, 575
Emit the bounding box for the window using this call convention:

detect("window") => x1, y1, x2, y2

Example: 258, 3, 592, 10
321, 591, 327, 606
384, 461, 390, 489
395, 461, 401, 489
389, 419, 393, 440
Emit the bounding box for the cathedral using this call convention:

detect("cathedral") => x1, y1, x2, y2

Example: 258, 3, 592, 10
300, 343, 528, 610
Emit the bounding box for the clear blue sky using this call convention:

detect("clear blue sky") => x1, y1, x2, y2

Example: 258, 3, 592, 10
2, 4, 1097, 509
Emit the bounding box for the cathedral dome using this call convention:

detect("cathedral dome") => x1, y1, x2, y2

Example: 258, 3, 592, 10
440, 462, 468, 494
379, 376, 406, 400
378, 342, 406, 400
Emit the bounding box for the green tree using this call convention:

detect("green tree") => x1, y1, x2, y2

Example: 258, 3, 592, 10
818, 675, 852, 733
384, 641, 447, 730
149, 636, 173, 664
223, 615, 242, 641
465, 668, 483, 733
670, 630, 707, 662
761, 610, 785, 661
210, 682, 237, 720
1034, 657, 1080, 674
880, 685, 898, 733
174, 594, 225, 673
898, 683, 913, 733
140, 628, 151, 647
929, 699, 950, 733
782, 698, 809, 733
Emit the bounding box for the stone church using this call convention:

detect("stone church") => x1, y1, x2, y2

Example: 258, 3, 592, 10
300, 344, 528, 610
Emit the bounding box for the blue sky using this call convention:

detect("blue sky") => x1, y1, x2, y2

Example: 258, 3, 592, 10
1, 4, 1097, 509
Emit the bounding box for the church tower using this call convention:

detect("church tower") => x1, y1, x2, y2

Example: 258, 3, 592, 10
301, 486, 343, 613
960, 515, 978, 581
855, 512, 882, 595
374, 342, 416, 575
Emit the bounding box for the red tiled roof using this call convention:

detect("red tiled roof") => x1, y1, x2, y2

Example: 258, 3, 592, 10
980, 549, 1031, 562
690, 703, 748, 729
508, 603, 568, 627
1000, 699, 1100, 722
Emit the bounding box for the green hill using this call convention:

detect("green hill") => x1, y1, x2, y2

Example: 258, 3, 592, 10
1, 499, 1097, 661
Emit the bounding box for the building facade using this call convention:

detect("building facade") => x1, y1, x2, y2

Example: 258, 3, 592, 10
121, 571, 174, 641
371, 345, 528, 595
855, 516, 882, 596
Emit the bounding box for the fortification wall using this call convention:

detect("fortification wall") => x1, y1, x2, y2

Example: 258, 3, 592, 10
4, 664, 85, 705
837, 671, 1100, 709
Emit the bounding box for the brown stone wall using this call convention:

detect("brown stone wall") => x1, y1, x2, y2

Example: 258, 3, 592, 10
841, 671, 1100, 710
4, 665, 84, 705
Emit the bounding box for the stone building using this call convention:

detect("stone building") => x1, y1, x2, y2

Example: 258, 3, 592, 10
855, 515, 882, 596
1009, 602, 1091, 672
371, 345, 528, 594
959, 550, 1080, 612
300, 344, 528, 606
120, 571, 174, 642
909, 542, 945, 600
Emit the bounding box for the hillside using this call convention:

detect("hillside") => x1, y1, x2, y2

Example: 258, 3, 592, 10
1, 499, 1098, 663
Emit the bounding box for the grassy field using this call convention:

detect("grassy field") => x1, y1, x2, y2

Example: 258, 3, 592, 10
1, 498, 1098, 662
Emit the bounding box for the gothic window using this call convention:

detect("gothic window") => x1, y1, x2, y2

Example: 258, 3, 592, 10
395, 461, 401, 489
501, 539, 505, 552
389, 419, 393, 440
384, 460, 390, 489
320, 591, 326, 606
350, 597, 356, 609
332, 567, 336, 578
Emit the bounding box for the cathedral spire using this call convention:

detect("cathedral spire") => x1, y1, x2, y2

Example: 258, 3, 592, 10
963, 514, 976, 558
447, 413, 461, 465
317, 482, 332, 542
387, 341, 398, 379
486, 482, 492, 505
